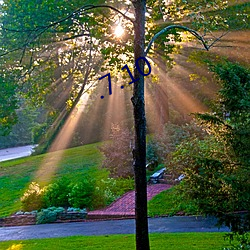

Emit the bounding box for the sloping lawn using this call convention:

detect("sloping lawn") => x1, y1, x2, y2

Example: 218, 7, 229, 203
0, 233, 230, 250
0, 143, 103, 217
148, 186, 199, 217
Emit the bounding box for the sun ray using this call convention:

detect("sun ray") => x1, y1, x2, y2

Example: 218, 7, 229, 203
35, 93, 89, 184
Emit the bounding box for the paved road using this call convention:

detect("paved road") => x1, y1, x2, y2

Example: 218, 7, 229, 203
0, 145, 37, 162
0, 216, 229, 241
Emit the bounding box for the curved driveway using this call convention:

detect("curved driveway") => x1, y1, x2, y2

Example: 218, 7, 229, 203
0, 216, 229, 241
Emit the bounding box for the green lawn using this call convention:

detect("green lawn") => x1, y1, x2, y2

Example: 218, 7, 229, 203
0, 141, 196, 218
0, 233, 230, 250
148, 186, 199, 217
0, 143, 104, 217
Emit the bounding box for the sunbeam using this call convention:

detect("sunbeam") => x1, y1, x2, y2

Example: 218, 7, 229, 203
35, 93, 89, 184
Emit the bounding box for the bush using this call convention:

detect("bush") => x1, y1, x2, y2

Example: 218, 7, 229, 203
93, 177, 134, 209
21, 182, 45, 211
43, 177, 71, 208
113, 177, 134, 197
32, 123, 47, 144
36, 206, 64, 224
223, 233, 250, 250
146, 140, 159, 171
68, 180, 94, 209
92, 178, 117, 209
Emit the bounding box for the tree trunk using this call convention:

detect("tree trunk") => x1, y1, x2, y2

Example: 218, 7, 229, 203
132, 1, 150, 250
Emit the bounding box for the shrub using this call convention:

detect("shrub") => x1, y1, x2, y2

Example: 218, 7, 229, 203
223, 233, 250, 250
43, 177, 71, 208
93, 178, 117, 209
68, 180, 94, 209
67, 207, 87, 213
32, 123, 47, 144
36, 206, 64, 224
146, 140, 159, 171
21, 182, 45, 211
93, 177, 134, 209
113, 177, 134, 197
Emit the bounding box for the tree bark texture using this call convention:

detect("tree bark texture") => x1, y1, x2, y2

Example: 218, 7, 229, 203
132, 1, 150, 250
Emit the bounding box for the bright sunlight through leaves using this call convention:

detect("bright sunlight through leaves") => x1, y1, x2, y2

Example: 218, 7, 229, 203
114, 24, 124, 37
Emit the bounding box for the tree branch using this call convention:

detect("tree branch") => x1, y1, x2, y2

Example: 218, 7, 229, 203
145, 25, 210, 56
1, 4, 134, 34
83, 5, 134, 23
0, 4, 134, 57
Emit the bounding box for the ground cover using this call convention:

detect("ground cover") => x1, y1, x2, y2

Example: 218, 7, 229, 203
0, 233, 230, 250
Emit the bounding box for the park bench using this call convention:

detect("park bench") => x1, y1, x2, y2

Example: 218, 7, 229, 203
149, 168, 165, 184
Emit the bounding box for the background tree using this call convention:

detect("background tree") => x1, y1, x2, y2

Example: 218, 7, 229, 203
99, 124, 133, 178
0, 74, 18, 136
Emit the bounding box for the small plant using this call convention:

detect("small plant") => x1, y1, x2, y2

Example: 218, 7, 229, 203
36, 206, 64, 224
223, 233, 250, 250
67, 207, 87, 213
21, 182, 45, 211
93, 177, 134, 209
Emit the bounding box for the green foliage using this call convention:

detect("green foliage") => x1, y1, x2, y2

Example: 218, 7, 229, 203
168, 61, 250, 233
0, 104, 44, 148
20, 171, 133, 212
43, 178, 71, 208
32, 123, 49, 144
68, 180, 94, 209
0, 0, 238, 124
168, 136, 239, 212
0, 75, 18, 136
93, 177, 134, 209
93, 178, 117, 208
20, 182, 45, 212
223, 233, 250, 250
208, 2, 250, 30
36, 206, 64, 224
146, 140, 159, 171
99, 124, 133, 178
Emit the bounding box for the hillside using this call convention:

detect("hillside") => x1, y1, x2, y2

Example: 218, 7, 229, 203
0, 143, 103, 217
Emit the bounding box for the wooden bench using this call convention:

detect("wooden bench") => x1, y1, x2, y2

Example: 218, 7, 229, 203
149, 168, 165, 184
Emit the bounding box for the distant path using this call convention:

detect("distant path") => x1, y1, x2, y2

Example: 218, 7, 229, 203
0, 145, 37, 162
0, 216, 229, 241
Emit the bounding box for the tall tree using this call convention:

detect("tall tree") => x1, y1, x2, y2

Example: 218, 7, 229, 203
132, 2, 149, 248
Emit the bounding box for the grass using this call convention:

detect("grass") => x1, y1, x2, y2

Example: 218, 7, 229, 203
0, 233, 231, 250
0, 143, 104, 217
0, 140, 195, 218
148, 186, 199, 217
